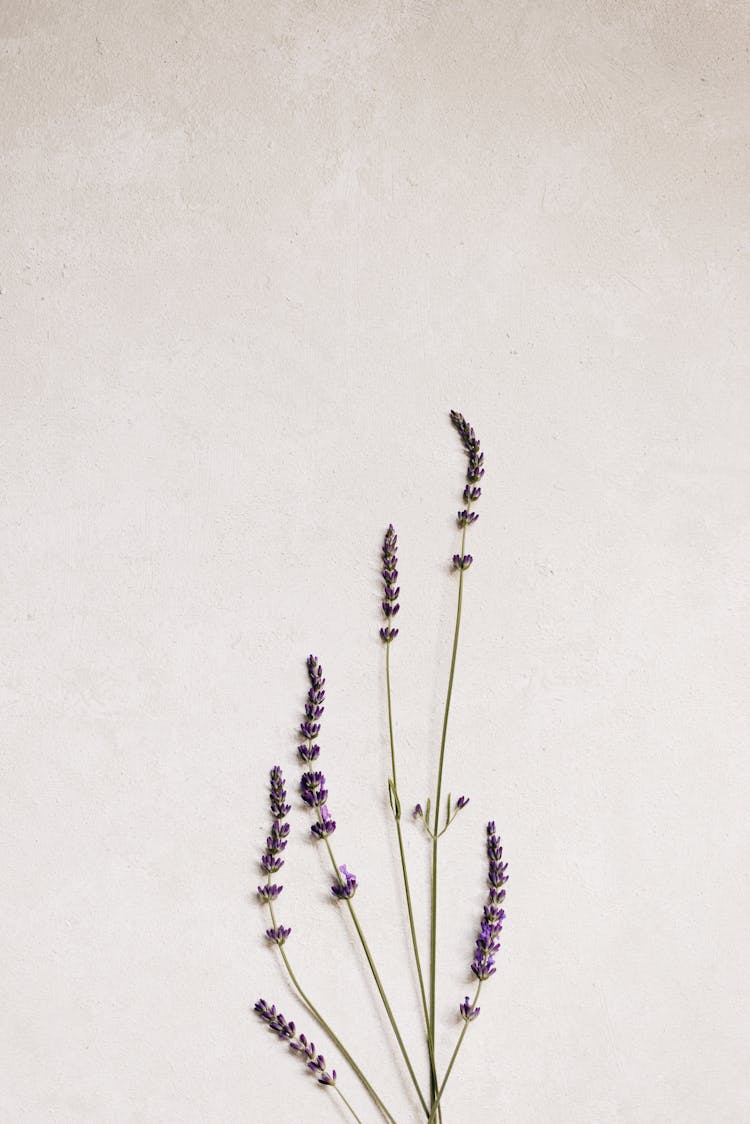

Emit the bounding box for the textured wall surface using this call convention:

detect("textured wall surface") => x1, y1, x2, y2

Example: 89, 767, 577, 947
2, 2, 749, 1121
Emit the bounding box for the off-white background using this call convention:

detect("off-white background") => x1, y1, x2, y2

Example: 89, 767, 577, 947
2, 2, 749, 1122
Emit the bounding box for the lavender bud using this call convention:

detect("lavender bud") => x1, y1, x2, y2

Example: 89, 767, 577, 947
300, 770, 329, 808
456, 795, 470, 809
265, 925, 291, 945
413, 803, 424, 818
310, 805, 336, 839
459, 996, 481, 1021
257, 883, 283, 901
297, 742, 320, 762
379, 626, 399, 642
330, 864, 358, 900
452, 553, 474, 570
260, 853, 284, 874
457, 509, 480, 527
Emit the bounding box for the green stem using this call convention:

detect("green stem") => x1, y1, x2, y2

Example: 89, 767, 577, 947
429, 521, 469, 1112
323, 836, 430, 1117
266, 897, 397, 1124
334, 1086, 365, 1124
426, 983, 482, 1124
386, 641, 441, 1115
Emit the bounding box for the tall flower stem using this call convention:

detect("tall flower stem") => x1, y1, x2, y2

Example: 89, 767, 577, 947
426, 982, 482, 1124
386, 641, 441, 1114
265, 892, 398, 1124
322, 836, 430, 1117
428, 520, 468, 1100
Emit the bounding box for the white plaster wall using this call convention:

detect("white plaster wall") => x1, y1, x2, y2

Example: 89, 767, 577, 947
2, 2, 749, 1121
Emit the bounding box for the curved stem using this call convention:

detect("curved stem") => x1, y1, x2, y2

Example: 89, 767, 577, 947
323, 836, 430, 1117
386, 642, 441, 1116
426, 983, 482, 1124
429, 523, 468, 1088
265, 897, 397, 1124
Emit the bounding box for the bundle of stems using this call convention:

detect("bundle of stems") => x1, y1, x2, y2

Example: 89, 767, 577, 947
255, 412, 509, 1122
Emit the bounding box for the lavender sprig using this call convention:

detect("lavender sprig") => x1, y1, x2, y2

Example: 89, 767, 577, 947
380, 524, 400, 643
425, 821, 508, 1124
428, 411, 485, 1113
297, 655, 431, 1117
254, 1000, 337, 1086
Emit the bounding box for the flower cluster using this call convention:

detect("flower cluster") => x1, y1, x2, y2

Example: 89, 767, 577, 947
452, 553, 473, 570
331, 864, 358, 901
310, 805, 337, 839
258, 766, 291, 905
468, 822, 509, 989
459, 995, 481, 1021
265, 924, 291, 946
254, 1000, 337, 1086
380, 524, 400, 643
300, 770, 328, 808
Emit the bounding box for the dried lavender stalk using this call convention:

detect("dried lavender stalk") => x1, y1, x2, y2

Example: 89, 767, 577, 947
428, 411, 484, 1114
257, 768, 397, 1124
298, 655, 430, 1117
380, 523, 440, 1107
426, 821, 509, 1123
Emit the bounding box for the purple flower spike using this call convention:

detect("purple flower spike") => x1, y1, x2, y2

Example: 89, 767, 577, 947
269, 766, 291, 819
450, 410, 485, 487
468, 822, 509, 985
331, 864, 357, 900
456, 795, 470, 809
380, 525, 400, 643
259, 768, 291, 903
310, 805, 336, 839
460, 996, 481, 1021
299, 655, 326, 741
451, 413, 483, 563
255, 1000, 337, 1087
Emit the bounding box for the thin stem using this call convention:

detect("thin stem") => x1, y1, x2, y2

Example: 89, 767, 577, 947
266, 895, 397, 1124
323, 835, 430, 1117
426, 983, 482, 1124
429, 522, 468, 1089
335, 1086, 365, 1124
386, 642, 441, 1116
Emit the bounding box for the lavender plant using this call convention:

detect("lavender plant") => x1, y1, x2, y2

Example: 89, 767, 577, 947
254, 412, 509, 1122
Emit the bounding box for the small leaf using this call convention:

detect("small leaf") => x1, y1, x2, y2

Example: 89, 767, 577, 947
387, 778, 401, 820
